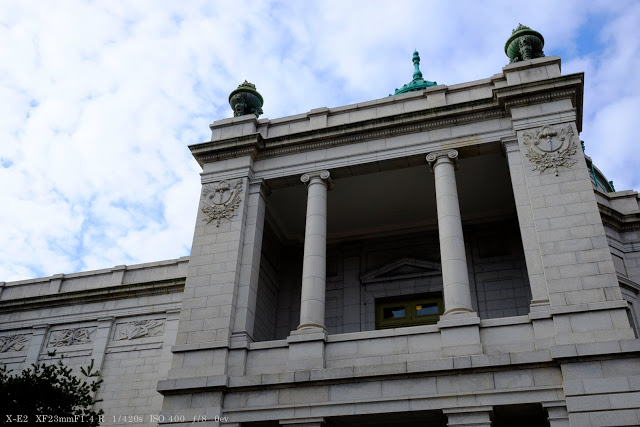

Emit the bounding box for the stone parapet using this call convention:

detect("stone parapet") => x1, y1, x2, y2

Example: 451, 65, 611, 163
0, 257, 189, 302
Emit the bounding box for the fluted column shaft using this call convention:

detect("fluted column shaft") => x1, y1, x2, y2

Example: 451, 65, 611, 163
427, 150, 474, 315
298, 170, 332, 330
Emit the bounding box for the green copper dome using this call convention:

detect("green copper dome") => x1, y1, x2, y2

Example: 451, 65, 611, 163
391, 50, 437, 96
581, 141, 616, 193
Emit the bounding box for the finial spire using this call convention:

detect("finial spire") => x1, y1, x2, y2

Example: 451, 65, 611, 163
412, 50, 423, 80
391, 50, 437, 96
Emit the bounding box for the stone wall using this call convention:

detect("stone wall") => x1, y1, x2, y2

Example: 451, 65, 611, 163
470, 220, 532, 319
0, 259, 186, 424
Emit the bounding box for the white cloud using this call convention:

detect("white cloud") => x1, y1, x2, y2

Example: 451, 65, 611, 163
0, 0, 638, 281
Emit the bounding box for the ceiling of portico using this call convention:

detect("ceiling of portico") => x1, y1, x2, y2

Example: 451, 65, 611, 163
266, 147, 516, 243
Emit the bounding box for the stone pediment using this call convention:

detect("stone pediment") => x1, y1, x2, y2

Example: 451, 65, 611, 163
360, 257, 441, 284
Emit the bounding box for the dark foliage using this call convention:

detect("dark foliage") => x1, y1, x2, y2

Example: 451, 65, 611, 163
0, 352, 104, 426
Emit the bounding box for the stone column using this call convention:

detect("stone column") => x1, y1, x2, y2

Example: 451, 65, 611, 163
444, 407, 492, 427
426, 150, 473, 315
297, 170, 332, 330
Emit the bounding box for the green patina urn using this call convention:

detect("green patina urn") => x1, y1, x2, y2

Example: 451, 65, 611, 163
229, 80, 264, 117
505, 24, 545, 63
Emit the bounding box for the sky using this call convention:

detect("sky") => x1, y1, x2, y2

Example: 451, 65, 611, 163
1, 0, 639, 282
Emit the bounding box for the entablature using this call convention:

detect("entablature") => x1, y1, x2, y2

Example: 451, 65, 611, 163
191, 57, 584, 169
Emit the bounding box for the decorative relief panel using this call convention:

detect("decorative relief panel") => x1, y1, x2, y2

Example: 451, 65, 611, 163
201, 179, 244, 226
0, 334, 30, 352
114, 319, 164, 341
521, 124, 578, 176
48, 327, 95, 347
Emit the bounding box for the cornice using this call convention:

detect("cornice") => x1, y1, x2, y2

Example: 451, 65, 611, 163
191, 73, 585, 165
263, 97, 497, 150
191, 106, 506, 166
0, 278, 185, 314
493, 74, 584, 131
598, 203, 640, 233
501, 89, 577, 110
189, 134, 263, 167
618, 274, 640, 294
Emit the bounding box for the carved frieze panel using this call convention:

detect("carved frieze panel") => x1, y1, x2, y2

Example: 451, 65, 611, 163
0, 334, 30, 352
48, 327, 95, 347
114, 319, 164, 341
521, 124, 578, 176
200, 179, 244, 226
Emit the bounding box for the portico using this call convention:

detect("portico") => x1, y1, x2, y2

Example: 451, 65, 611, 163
290, 148, 483, 335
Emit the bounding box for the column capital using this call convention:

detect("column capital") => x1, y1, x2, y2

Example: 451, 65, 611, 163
426, 149, 459, 171
301, 170, 333, 189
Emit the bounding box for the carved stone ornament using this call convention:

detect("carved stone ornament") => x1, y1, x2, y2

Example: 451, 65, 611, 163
115, 319, 164, 341
201, 179, 244, 226
49, 327, 95, 347
521, 125, 578, 176
0, 334, 29, 352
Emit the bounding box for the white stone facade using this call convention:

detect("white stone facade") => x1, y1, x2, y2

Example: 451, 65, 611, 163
0, 258, 187, 419
2, 56, 640, 426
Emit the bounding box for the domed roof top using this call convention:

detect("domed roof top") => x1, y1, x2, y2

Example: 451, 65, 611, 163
582, 142, 615, 193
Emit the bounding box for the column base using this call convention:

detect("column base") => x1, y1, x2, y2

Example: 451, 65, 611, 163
290, 325, 327, 339
296, 323, 327, 331
443, 307, 475, 316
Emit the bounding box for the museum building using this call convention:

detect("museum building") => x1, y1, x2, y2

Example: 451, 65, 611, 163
1, 25, 640, 426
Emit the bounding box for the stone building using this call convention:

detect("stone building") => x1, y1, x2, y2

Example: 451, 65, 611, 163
2, 26, 640, 426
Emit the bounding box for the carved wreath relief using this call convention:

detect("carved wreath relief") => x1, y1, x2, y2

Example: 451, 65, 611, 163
0, 334, 29, 352
201, 179, 244, 226
521, 124, 578, 176
48, 327, 95, 347
115, 319, 164, 340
